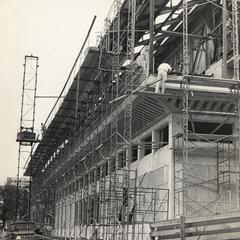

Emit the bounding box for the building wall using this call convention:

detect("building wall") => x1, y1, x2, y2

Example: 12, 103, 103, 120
53, 112, 239, 238
173, 113, 239, 218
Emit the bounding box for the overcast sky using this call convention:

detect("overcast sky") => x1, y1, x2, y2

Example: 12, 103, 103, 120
0, 0, 113, 184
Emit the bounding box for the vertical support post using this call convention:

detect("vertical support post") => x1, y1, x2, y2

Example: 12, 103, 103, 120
182, 0, 189, 217
180, 215, 185, 240
232, 0, 240, 80
222, 0, 228, 78
110, 3, 121, 237
237, 91, 240, 209
149, 0, 154, 75
217, 143, 220, 194
28, 150, 33, 220
15, 145, 21, 220
125, 1, 136, 240
232, 0, 240, 208
169, 115, 175, 218
182, 0, 189, 76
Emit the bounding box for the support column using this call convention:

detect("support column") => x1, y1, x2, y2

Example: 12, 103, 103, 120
149, 0, 154, 75
169, 114, 175, 219
152, 129, 158, 154
222, 0, 228, 78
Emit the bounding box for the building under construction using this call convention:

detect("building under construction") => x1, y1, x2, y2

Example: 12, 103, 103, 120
22, 0, 240, 239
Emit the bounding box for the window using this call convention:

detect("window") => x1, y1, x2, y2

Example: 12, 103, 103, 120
132, 145, 138, 161
59, 190, 62, 199
188, 121, 232, 135
79, 178, 83, 189
79, 200, 83, 223
73, 182, 76, 193
118, 150, 126, 168
105, 162, 109, 176
110, 158, 116, 173
69, 184, 73, 194
74, 201, 79, 225
101, 162, 108, 178
96, 167, 101, 181
143, 135, 152, 156
84, 174, 89, 186
96, 196, 100, 223
76, 180, 79, 191
83, 199, 87, 224
158, 125, 169, 148
90, 170, 95, 183
88, 199, 95, 224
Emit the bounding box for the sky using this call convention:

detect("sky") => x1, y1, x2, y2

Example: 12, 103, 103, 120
0, 0, 113, 184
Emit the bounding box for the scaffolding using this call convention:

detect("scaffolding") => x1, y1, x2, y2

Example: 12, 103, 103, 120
176, 0, 240, 220
24, 0, 240, 239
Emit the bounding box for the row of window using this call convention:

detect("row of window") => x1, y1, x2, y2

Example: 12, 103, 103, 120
55, 124, 169, 200
56, 189, 132, 227
142, 125, 169, 157
66, 121, 227, 195
56, 121, 233, 200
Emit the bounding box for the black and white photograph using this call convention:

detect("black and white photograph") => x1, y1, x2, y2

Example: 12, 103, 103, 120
1, 0, 240, 239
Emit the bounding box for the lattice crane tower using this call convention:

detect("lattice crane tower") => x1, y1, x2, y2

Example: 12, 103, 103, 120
15, 55, 39, 219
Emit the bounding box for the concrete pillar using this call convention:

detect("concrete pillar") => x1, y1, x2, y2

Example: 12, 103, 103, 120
138, 140, 143, 160
149, 0, 154, 75
152, 129, 158, 154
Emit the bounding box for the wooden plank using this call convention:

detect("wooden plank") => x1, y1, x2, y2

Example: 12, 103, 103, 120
150, 227, 240, 239
186, 216, 240, 228
187, 227, 240, 237
150, 213, 240, 239
151, 212, 240, 229
150, 219, 180, 228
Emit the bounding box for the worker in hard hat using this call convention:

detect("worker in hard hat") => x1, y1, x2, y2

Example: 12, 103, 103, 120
155, 63, 172, 94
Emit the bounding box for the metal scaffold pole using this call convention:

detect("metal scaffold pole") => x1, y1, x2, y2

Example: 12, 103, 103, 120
125, 0, 136, 239
181, 0, 189, 219
222, 0, 228, 78
110, 1, 121, 239
232, 0, 239, 81
232, 0, 240, 209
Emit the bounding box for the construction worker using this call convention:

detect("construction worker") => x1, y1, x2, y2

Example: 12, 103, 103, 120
155, 63, 172, 94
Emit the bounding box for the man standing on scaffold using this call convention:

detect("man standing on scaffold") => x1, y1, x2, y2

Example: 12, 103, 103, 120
155, 63, 172, 94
